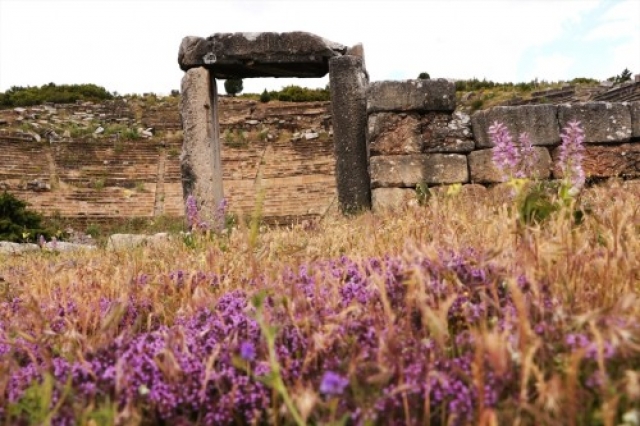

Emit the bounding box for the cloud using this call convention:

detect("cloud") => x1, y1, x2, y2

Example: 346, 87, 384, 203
585, 0, 640, 41
526, 53, 575, 82
0, 0, 637, 94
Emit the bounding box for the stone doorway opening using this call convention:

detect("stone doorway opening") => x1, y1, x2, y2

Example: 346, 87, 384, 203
177, 32, 370, 224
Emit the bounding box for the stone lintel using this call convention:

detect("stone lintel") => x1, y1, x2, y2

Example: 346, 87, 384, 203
179, 32, 346, 78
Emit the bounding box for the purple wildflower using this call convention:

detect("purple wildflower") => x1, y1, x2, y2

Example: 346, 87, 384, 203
240, 341, 256, 361
519, 132, 538, 178
38, 234, 46, 248
214, 197, 228, 231
489, 121, 520, 180
185, 195, 212, 231
558, 120, 586, 193
319, 371, 349, 396
185, 195, 199, 230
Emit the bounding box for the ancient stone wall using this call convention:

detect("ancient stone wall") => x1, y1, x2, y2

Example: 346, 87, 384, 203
0, 97, 337, 227
4, 79, 640, 223
367, 79, 640, 211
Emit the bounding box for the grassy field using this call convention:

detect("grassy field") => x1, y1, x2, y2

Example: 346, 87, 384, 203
1, 178, 640, 426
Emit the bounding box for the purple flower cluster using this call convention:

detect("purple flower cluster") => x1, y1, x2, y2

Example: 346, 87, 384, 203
185, 195, 228, 232
489, 121, 521, 180
320, 371, 349, 395
489, 121, 543, 182
489, 119, 587, 193
1, 251, 637, 425
558, 120, 586, 192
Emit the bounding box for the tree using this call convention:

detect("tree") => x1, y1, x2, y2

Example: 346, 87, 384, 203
620, 68, 632, 83
418, 72, 431, 80
0, 191, 53, 242
224, 79, 243, 96
259, 89, 271, 103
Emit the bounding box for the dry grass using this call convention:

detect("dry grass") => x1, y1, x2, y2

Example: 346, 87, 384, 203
1, 179, 640, 425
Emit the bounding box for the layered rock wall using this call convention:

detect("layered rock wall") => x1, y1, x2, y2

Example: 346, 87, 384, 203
367, 79, 640, 211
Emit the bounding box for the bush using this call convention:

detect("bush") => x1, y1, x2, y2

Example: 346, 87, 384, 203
418, 72, 430, 79
0, 83, 113, 108
571, 77, 599, 85
271, 85, 330, 102
224, 79, 244, 96
0, 191, 53, 242
260, 89, 271, 103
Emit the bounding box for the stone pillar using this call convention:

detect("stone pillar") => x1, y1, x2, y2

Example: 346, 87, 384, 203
179, 67, 224, 220
329, 55, 371, 213
346, 43, 366, 71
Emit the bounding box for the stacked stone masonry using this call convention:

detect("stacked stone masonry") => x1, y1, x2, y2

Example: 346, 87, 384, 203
0, 96, 338, 226
367, 79, 640, 211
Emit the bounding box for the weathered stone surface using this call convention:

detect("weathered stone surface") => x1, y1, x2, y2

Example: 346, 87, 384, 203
180, 67, 224, 220
420, 111, 475, 152
558, 102, 632, 143
329, 55, 370, 212
179, 32, 346, 78
551, 143, 640, 179
368, 111, 474, 155
368, 113, 421, 155
371, 188, 417, 211
0, 242, 39, 255
346, 43, 366, 70
468, 147, 552, 183
471, 105, 560, 148
629, 101, 640, 139
43, 241, 96, 252
370, 154, 468, 188
367, 79, 456, 113
107, 233, 171, 251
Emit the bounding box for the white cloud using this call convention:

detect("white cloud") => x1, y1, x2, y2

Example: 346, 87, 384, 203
526, 53, 575, 82
1, 0, 637, 95
585, 0, 640, 41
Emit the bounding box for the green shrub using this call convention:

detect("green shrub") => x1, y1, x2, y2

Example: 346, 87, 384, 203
260, 89, 271, 103
470, 99, 484, 111
571, 77, 599, 85
418, 72, 430, 79
224, 79, 244, 96
0, 191, 53, 242
85, 223, 101, 239
0, 83, 113, 108
272, 85, 329, 102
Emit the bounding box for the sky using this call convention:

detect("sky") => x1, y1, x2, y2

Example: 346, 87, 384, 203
0, 0, 639, 96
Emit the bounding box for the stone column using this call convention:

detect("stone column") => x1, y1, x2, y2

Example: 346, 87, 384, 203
329, 55, 371, 213
179, 67, 224, 221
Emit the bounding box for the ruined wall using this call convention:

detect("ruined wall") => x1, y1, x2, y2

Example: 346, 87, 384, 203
366, 79, 640, 211
0, 97, 337, 226
5, 81, 640, 224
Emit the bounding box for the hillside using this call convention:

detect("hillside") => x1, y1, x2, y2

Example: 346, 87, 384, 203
0, 94, 336, 235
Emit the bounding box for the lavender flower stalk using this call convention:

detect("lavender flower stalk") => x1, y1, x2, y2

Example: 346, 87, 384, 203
558, 120, 586, 194
489, 121, 520, 180
519, 132, 537, 179
214, 197, 228, 232
185, 195, 199, 230
185, 195, 211, 231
